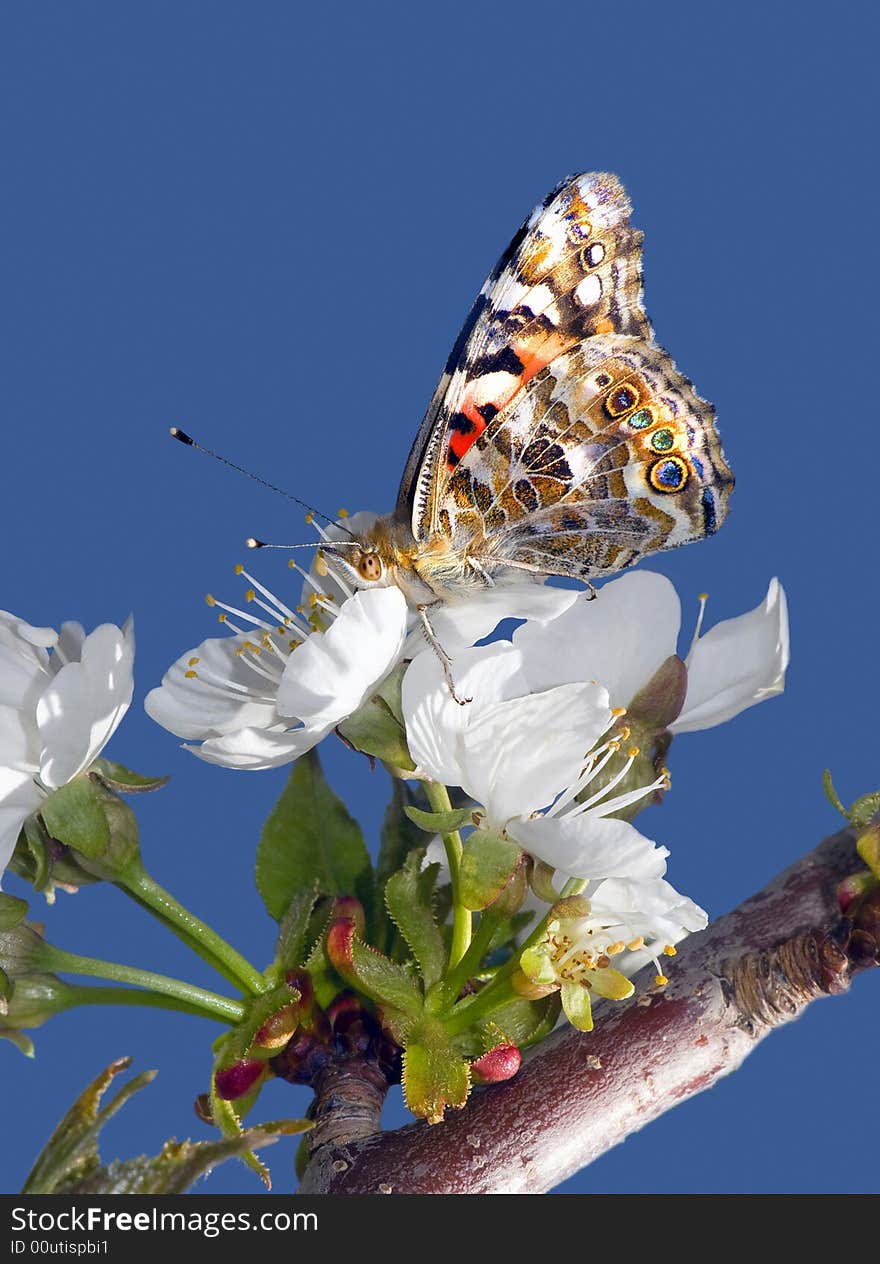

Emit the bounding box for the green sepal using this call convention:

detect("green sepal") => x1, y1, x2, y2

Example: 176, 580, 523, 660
404, 803, 474, 834
326, 919, 424, 1017
337, 670, 415, 772
560, 980, 594, 1032
627, 655, 687, 731
824, 769, 880, 831
256, 750, 372, 922
460, 829, 523, 911
10, 817, 101, 898
40, 776, 141, 882
403, 1025, 471, 1124
0, 893, 28, 931
385, 853, 447, 987
89, 759, 169, 794
214, 983, 300, 1070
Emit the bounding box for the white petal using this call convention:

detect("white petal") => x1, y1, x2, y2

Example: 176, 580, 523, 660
509, 813, 669, 881
402, 642, 529, 786
671, 579, 789, 733
0, 703, 40, 771
588, 876, 708, 945
36, 623, 134, 789
410, 583, 580, 657
187, 723, 328, 770
462, 681, 612, 823
145, 631, 282, 740
515, 571, 681, 705
0, 768, 43, 884
0, 612, 57, 652
277, 587, 408, 728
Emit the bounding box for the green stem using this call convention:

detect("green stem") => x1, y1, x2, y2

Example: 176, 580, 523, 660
424, 781, 471, 966
43, 945, 246, 1024
440, 908, 502, 1007
119, 861, 267, 997
65, 983, 240, 1024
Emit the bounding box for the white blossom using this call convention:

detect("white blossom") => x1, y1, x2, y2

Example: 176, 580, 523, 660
0, 612, 134, 882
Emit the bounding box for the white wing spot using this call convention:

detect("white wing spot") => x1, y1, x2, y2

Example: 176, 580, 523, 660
575, 274, 603, 307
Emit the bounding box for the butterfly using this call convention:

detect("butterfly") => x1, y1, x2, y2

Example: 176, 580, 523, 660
322, 173, 734, 686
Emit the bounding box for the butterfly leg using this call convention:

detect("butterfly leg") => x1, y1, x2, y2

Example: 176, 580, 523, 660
466, 557, 496, 587
585, 580, 598, 601
416, 604, 472, 706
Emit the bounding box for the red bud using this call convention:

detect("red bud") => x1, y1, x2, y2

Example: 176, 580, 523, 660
471, 1042, 521, 1084
214, 1058, 265, 1100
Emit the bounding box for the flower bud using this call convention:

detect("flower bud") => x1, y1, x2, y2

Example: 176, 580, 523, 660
472, 1042, 521, 1084
214, 1059, 266, 1101
254, 1003, 300, 1051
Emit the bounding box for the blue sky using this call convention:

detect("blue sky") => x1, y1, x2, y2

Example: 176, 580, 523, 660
1, 2, 877, 1193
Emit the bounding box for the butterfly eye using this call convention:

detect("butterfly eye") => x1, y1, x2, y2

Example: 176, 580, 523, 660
358, 553, 383, 582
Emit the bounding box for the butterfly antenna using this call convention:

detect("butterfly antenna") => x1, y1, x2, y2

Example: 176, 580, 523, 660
245, 537, 361, 550
169, 428, 355, 537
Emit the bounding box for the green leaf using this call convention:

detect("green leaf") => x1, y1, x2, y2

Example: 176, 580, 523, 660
22, 1056, 157, 1194
460, 830, 523, 911
385, 853, 447, 987
272, 884, 320, 975
327, 919, 424, 1016
61, 1121, 311, 1194
0, 894, 28, 931
850, 792, 880, 831
405, 804, 473, 834
823, 769, 848, 818
256, 751, 371, 922
403, 1031, 471, 1124
374, 779, 425, 950
90, 758, 170, 794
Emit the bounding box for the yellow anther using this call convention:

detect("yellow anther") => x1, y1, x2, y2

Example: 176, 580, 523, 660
596, 954, 611, 969
315, 551, 328, 577
337, 507, 349, 518
607, 941, 625, 955
234, 563, 244, 575
188, 657, 200, 667
611, 706, 627, 718
205, 594, 216, 606
628, 746, 641, 758
184, 669, 197, 679
698, 592, 708, 602
608, 740, 621, 753
305, 512, 314, 524
654, 974, 669, 988
217, 612, 227, 623
619, 725, 631, 741
309, 593, 318, 608
288, 640, 298, 651
663, 944, 677, 957
288, 558, 296, 569
627, 936, 645, 952
245, 588, 256, 602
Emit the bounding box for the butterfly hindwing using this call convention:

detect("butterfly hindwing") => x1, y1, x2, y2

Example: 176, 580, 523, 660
438, 336, 734, 580
398, 173, 650, 541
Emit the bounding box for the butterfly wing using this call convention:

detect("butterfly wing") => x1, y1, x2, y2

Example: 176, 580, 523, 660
440, 335, 734, 581
397, 173, 649, 541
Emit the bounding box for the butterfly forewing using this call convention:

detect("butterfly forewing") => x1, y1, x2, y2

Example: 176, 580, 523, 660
398, 173, 650, 540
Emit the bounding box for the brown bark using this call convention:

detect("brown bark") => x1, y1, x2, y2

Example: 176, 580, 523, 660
298, 824, 877, 1194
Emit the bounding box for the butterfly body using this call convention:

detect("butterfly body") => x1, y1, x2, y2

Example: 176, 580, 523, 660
325, 173, 733, 607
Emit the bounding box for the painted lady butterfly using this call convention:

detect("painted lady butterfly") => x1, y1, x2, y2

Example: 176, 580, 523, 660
325, 173, 733, 633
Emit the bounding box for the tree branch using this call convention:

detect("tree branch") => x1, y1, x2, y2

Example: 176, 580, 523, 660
298, 824, 877, 1193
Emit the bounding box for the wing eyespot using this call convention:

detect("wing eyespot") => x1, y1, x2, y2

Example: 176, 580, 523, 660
647, 456, 689, 494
